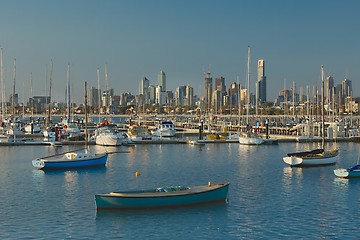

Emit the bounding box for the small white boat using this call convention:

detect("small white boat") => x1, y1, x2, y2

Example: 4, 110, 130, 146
95, 126, 124, 146
283, 148, 339, 166
334, 140, 360, 178
239, 133, 264, 145
24, 122, 41, 134
334, 164, 360, 178
151, 121, 176, 137
127, 125, 160, 143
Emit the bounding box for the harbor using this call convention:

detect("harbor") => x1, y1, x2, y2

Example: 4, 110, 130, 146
0, 141, 359, 239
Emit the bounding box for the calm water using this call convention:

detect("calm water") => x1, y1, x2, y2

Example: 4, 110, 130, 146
0, 141, 359, 239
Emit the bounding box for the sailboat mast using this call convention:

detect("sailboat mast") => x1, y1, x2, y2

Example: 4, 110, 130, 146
48, 60, 53, 123
12, 58, 16, 118
12, 58, 16, 141
67, 64, 71, 124
237, 76, 241, 126
30, 72, 33, 118
246, 46, 250, 124
321, 65, 325, 150
84, 81, 88, 143
105, 63, 108, 114
97, 68, 101, 122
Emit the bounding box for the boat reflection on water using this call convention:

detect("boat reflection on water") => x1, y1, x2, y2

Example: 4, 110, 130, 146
332, 177, 349, 190
282, 166, 303, 180
95, 200, 228, 219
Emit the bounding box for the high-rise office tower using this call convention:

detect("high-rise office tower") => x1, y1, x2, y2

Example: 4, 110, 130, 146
342, 78, 352, 98
204, 71, 213, 111
90, 86, 101, 107
176, 86, 186, 106
158, 70, 166, 92
215, 76, 226, 93
185, 85, 193, 106
326, 76, 334, 103
139, 77, 149, 95
257, 59, 267, 104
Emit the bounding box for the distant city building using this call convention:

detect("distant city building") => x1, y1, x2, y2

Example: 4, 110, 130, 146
158, 70, 166, 92
227, 82, 240, 107
257, 59, 266, 104
342, 78, 352, 98
212, 89, 222, 113
185, 85, 194, 106
31, 96, 50, 113
89, 87, 101, 108
164, 91, 173, 105
215, 76, 226, 93
139, 77, 149, 95
176, 86, 186, 106
148, 85, 156, 104
326, 76, 334, 103
156, 85, 166, 105
139, 77, 150, 105
9, 93, 18, 107
204, 72, 213, 112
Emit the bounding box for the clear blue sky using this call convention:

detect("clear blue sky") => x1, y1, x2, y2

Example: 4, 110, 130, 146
0, 0, 359, 104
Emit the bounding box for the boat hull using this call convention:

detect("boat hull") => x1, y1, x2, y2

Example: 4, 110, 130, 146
283, 152, 338, 166
239, 136, 264, 145
32, 153, 108, 170
96, 135, 122, 146
95, 182, 229, 210
334, 168, 360, 178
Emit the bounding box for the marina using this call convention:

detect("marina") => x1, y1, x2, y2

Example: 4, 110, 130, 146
1, 1, 359, 239
0, 140, 359, 238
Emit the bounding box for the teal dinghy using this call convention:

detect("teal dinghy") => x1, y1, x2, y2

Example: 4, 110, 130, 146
95, 182, 229, 210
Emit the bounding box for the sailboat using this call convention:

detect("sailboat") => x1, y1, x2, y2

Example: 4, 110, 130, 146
61, 64, 82, 141
238, 46, 264, 145
32, 81, 108, 170
283, 65, 339, 166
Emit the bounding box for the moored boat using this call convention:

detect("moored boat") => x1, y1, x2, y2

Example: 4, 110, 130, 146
32, 151, 108, 170
334, 164, 360, 178
151, 121, 176, 137
95, 182, 229, 210
32, 81, 108, 170
239, 132, 264, 145
94, 125, 124, 146
283, 148, 338, 166
282, 65, 339, 167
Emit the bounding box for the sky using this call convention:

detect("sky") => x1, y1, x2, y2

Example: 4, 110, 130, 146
0, 0, 359, 104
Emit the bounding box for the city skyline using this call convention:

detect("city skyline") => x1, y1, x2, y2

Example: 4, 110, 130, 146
0, 0, 359, 104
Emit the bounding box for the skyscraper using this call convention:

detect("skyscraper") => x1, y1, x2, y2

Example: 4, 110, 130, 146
139, 77, 149, 95
215, 76, 226, 93
342, 78, 352, 98
204, 71, 212, 112
176, 86, 186, 106
326, 76, 334, 103
257, 59, 267, 104
90, 86, 101, 107
158, 70, 166, 92
185, 85, 193, 106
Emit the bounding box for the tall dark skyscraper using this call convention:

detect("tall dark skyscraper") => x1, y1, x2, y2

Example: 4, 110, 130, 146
204, 72, 213, 111
257, 59, 267, 104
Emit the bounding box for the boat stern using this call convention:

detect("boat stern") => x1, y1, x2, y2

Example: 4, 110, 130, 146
283, 156, 303, 166
333, 168, 349, 178
32, 159, 45, 169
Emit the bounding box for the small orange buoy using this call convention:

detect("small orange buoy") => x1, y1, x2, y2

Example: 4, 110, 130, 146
135, 171, 140, 177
